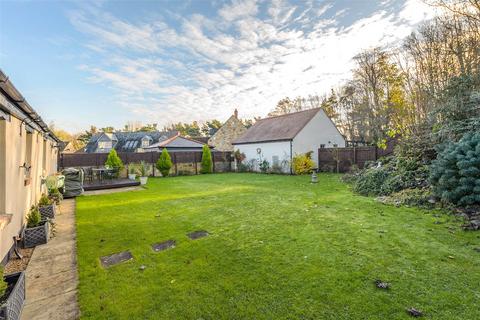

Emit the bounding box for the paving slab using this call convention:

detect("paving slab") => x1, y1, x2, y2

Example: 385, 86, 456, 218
187, 230, 209, 240
152, 240, 176, 252
21, 198, 79, 320
100, 250, 133, 268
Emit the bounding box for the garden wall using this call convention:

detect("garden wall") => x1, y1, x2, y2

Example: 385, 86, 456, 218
317, 137, 397, 173
59, 151, 233, 176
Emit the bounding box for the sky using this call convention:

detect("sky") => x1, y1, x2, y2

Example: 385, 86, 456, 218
0, 0, 437, 133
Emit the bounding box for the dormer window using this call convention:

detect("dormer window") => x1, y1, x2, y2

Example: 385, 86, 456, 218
141, 136, 152, 148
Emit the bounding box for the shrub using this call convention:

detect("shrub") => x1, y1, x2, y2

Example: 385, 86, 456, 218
379, 188, 434, 208
48, 188, 63, 205
259, 160, 270, 173
0, 266, 7, 298
38, 193, 52, 206
200, 145, 213, 174
139, 161, 150, 177
234, 150, 246, 164
26, 205, 41, 228
128, 164, 139, 175
430, 132, 480, 206
292, 152, 315, 175
156, 149, 172, 177
352, 167, 390, 196
105, 149, 124, 170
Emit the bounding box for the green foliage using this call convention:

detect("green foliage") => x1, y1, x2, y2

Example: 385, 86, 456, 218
128, 164, 139, 175
292, 152, 315, 175
430, 132, 480, 206
380, 188, 434, 208
352, 166, 391, 196
0, 266, 7, 298
48, 188, 63, 205
156, 149, 172, 177
38, 193, 52, 206
26, 205, 41, 228
105, 149, 124, 170
200, 145, 213, 174
139, 161, 150, 177
259, 160, 270, 173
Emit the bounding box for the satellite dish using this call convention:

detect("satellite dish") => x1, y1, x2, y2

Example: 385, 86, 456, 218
256, 148, 262, 154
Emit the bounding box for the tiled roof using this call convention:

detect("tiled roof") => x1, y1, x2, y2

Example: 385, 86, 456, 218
85, 130, 177, 153
233, 108, 321, 144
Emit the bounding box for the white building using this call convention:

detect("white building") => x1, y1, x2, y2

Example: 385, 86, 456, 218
232, 108, 345, 173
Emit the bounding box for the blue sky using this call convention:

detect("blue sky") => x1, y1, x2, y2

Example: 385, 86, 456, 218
0, 0, 437, 133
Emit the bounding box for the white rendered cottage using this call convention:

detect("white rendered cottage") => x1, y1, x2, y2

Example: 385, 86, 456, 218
232, 108, 345, 173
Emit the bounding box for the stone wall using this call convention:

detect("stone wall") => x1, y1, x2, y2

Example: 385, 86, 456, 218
208, 115, 247, 152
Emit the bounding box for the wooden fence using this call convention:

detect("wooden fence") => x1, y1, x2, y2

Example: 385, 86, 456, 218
59, 151, 234, 175
317, 137, 397, 173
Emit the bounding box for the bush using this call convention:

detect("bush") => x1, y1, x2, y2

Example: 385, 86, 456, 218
38, 193, 52, 206
105, 149, 124, 171
292, 152, 315, 175
156, 150, 172, 177
26, 205, 41, 228
430, 132, 480, 206
0, 266, 7, 298
48, 188, 63, 205
379, 188, 434, 208
259, 160, 270, 173
200, 145, 213, 174
128, 164, 139, 175
352, 166, 390, 196
139, 161, 150, 177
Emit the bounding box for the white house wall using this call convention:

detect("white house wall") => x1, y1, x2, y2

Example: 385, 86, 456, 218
235, 141, 291, 172
292, 109, 345, 165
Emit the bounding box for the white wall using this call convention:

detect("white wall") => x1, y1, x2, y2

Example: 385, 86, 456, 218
292, 109, 345, 165
235, 141, 291, 172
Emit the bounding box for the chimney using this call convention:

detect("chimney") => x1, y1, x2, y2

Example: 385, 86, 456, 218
234, 108, 238, 119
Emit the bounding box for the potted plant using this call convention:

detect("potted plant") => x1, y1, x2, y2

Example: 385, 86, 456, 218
22, 206, 49, 248
38, 193, 55, 221
128, 164, 138, 180
0, 266, 25, 320
48, 188, 62, 205
139, 161, 149, 185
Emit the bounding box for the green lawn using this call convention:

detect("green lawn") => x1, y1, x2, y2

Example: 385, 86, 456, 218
76, 174, 480, 319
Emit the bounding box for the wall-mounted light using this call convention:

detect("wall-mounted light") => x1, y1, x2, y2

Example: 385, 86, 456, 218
19, 162, 31, 175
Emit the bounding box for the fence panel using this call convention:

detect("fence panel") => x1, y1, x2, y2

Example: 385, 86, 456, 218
60, 151, 233, 175
317, 137, 397, 173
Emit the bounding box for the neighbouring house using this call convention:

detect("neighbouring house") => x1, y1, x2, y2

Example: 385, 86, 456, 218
208, 109, 247, 152
84, 130, 177, 153
143, 134, 209, 152
232, 108, 345, 173
0, 70, 60, 263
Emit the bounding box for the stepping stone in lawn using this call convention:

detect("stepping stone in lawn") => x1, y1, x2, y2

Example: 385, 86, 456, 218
187, 230, 209, 240
100, 250, 133, 268
406, 307, 423, 317
152, 240, 176, 252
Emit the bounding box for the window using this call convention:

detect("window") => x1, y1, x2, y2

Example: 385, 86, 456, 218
98, 141, 112, 149
333, 144, 338, 147
141, 136, 151, 148
272, 155, 279, 166
320, 144, 325, 148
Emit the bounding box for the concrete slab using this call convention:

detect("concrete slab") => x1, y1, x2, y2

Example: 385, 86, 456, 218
21, 198, 80, 320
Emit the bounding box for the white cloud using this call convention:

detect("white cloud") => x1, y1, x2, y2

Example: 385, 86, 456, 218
70, 0, 437, 127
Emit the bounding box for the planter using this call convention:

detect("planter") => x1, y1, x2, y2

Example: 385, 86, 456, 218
22, 222, 49, 248
38, 204, 56, 221
128, 173, 137, 180
0, 272, 25, 320
139, 176, 148, 185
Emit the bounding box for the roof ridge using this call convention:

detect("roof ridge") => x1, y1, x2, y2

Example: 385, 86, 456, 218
259, 107, 321, 121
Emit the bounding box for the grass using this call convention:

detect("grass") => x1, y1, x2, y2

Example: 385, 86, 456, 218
76, 173, 480, 319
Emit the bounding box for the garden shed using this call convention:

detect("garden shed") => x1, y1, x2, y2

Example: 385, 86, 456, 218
232, 108, 345, 173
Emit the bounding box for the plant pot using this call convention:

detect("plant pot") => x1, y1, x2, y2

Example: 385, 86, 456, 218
22, 222, 49, 248
128, 174, 137, 180
139, 176, 148, 185
38, 204, 56, 221
0, 272, 25, 320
